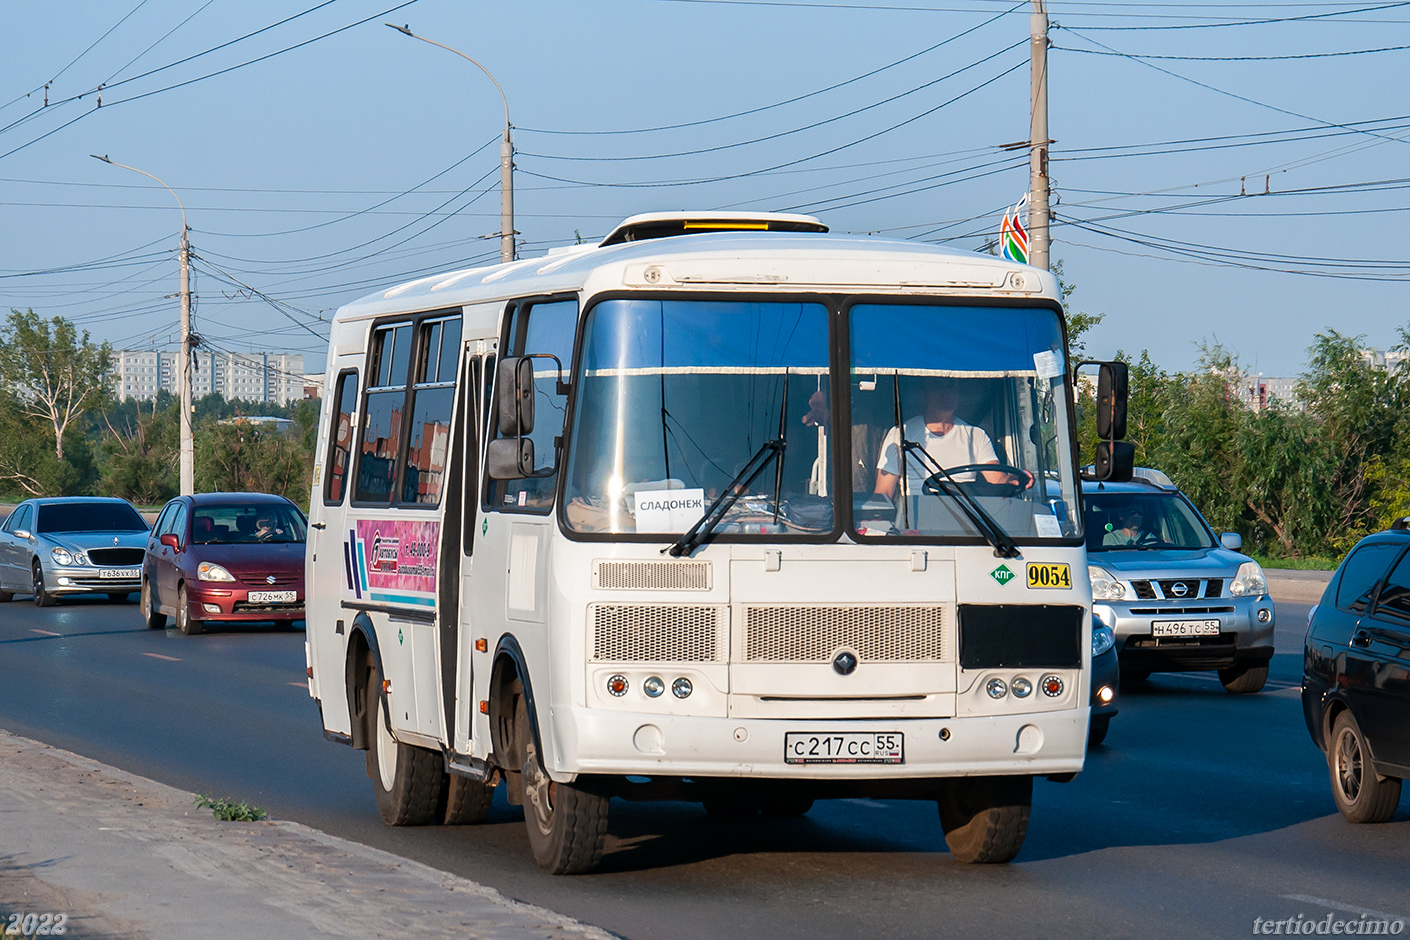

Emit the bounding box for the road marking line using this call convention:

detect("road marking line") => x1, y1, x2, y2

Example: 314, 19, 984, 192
1280, 895, 1407, 922
143, 652, 181, 662
30, 629, 61, 636
287, 682, 307, 688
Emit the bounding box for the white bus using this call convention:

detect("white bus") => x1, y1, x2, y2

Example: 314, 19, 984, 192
305, 211, 1123, 873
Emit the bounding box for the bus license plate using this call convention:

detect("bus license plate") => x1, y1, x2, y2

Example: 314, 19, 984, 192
99, 568, 136, 580
248, 590, 297, 604
784, 732, 903, 765
1152, 620, 1220, 637
1027, 562, 1072, 589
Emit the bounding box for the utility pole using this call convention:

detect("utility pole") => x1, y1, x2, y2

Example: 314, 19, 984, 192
388, 24, 516, 263
1029, 0, 1051, 271
178, 226, 193, 494
91, 154, 195, 494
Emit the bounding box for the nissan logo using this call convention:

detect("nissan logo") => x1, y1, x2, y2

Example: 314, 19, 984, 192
1171, 581, 1190, 597
832, 651, 858, 676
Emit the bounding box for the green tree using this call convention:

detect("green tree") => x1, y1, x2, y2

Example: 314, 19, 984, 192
0, 309, 112, 463
97, 400, 179, 505
194, 418, 314, 501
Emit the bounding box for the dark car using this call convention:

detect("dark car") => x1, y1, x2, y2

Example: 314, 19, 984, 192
1090, 615, 1120, 748
141, 493, 307, 636
0, 498, 148, 606
1302, 522, 1410, 823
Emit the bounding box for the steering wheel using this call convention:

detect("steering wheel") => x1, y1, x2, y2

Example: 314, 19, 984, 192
921, 463, 1031, 499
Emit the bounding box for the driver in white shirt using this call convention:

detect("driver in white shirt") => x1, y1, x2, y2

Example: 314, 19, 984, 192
873, 375, 1027, 501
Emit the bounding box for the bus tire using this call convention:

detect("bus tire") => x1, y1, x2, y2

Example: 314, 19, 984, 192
519, 702, 607, 874
937, 775, 1031, 864
441, 774, 495, 825
364, 674, 441, 826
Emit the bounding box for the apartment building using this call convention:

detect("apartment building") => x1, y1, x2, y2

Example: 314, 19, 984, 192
113, 349, 308, 405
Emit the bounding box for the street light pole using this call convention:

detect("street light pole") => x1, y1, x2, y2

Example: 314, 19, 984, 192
91, 154, 194, 495
1028, 0, 1051, 271
387, 24, 515, 263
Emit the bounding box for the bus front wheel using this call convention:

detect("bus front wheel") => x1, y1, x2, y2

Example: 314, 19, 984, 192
518, 699, 607, 873
364, 670, 441, 826
937, 775, 1032, 863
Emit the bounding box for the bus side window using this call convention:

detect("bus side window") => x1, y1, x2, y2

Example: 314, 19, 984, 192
355, 322, 413, 504
324, 371, 359, 505
400, 316, 461, 505
487, 299, 577, 514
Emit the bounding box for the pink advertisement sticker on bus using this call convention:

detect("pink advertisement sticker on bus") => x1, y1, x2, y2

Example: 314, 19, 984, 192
354, 519, 439, 594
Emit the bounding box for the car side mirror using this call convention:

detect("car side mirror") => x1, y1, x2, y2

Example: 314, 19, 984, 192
1220, 532, 1243, 551
14, 529, 31, 540
160, 533, 181, 552
486, 437, 535, 480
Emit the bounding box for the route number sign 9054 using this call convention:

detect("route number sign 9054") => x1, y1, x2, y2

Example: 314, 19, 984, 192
1026, 562, 1071, 589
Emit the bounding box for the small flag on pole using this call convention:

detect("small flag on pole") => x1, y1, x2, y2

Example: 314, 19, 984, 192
1000, 195, 1029, 264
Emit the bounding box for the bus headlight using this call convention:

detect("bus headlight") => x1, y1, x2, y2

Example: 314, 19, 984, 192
643, 676, 665, 698
986, 677, 1008, 699
607, 675, 629, 697
671, 677, 693, 699
1011, 677, 1033, 698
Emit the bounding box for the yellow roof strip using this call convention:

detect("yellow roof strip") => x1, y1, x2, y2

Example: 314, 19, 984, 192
682, 221, 770, 231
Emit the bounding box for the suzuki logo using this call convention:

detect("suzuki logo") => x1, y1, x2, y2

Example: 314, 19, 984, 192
1171, 581, 1190, 597
832, 651, 858, 676
266, 575, 277, 585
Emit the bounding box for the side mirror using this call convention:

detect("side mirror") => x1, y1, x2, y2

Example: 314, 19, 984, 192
160, 533, 181, 552
495, 357, 535, 437
1096, 362, 1128, 441
1094, 440, 1135, 483
1220, 532, 1243, 551
486, 437, 535, 480
14, 529, 31, 540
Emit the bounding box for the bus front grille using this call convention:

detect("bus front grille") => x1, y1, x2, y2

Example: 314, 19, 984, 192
592, 560, 712, 591
742, 604, 952, 663
589, 604, 723, 662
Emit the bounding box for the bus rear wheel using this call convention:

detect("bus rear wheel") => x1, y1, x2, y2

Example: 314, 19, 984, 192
521, 738, 607, 874
364, 673, 441, 826
937, 775, 1032, 863
441, 774, 496, 825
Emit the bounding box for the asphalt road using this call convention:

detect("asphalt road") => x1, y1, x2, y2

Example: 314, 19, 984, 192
2, 591, 1406, 940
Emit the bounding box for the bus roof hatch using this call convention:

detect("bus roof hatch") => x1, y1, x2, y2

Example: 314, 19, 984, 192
599, 211, 828, 246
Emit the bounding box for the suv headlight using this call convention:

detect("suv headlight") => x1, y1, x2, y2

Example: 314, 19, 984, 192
198, 562, 236, 583
1089, 565, 1126, 600
1229, 561, 1268, 597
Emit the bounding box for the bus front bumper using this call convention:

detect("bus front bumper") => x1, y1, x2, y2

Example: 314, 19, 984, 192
547, 706, 1089, 781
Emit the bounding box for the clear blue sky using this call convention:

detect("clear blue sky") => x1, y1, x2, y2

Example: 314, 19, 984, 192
1, 0, 1406, 376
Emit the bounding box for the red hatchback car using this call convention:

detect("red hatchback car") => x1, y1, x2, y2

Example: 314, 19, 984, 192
141, 492, 307, 635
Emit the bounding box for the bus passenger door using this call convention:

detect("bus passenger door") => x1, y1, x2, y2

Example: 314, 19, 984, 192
308, 364, 360, 732
441, 353, 482, 756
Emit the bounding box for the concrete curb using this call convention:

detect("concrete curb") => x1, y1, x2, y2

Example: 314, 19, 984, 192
0, 729, 618, 940
1266, 568, 1333, 605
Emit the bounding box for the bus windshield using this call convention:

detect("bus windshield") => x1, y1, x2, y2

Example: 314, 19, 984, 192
564, 299, 833, 536
848, 303, 1080, 541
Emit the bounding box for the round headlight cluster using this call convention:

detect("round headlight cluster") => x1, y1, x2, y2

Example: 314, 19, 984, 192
605, 674, 694, 700
50, 547, 88, 566
984, 673, 1066, 701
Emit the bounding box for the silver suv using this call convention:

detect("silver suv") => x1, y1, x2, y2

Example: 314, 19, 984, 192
1082, 469, 1274, 694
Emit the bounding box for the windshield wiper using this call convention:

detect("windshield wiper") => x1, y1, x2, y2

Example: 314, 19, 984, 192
667, 371, 790, 558
901, 440, 1021, 558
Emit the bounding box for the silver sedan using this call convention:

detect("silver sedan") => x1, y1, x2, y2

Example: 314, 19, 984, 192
0, 498, 150, 606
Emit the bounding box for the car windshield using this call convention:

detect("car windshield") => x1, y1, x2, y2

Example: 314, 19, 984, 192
36, 502, 146, 534
564, 298, 832, 536
848, 304, 1080, 541
192, 504, 307, 544
1083, 491, 1216, 552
